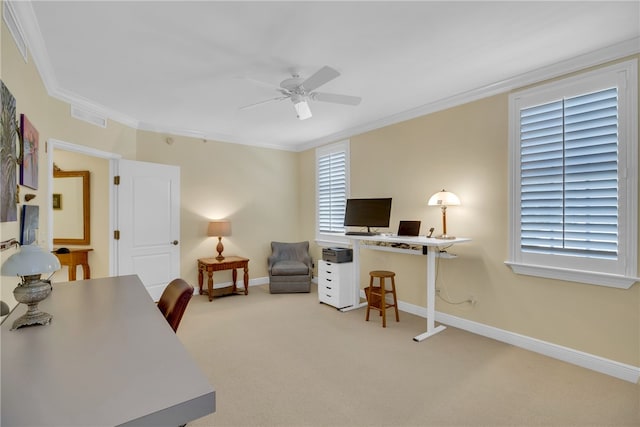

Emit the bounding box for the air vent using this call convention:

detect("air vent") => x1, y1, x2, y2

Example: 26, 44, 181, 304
3, 2, 28, 62
71, 106, 107, 128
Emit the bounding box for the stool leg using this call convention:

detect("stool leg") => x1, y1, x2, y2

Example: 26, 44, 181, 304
381, 277, 387, 328
391, 276, 399, 322
365, 275, 373, 322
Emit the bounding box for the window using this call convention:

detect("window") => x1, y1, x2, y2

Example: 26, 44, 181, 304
316, 140, 349, 239
507, 60, 638, 288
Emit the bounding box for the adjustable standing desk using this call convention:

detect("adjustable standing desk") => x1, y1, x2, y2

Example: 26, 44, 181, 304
342, 234, 471, 341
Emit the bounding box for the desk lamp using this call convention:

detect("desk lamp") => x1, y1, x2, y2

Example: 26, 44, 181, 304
428, 190, 461, 240
1, 244, 61, 330
208, 220, 231, 261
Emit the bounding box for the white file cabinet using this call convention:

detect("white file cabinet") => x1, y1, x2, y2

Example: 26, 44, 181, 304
318, 260, 354, 309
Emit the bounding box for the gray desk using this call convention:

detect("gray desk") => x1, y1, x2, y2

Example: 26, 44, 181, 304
1, 274, 215, 427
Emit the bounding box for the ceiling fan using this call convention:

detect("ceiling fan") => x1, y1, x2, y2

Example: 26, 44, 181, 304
241, 66, 362, 120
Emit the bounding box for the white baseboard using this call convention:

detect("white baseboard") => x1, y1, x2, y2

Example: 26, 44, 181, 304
362, 290, 640, 383
200, 282, 640, 383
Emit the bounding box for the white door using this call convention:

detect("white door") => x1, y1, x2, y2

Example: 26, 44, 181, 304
116, 160, 180, 300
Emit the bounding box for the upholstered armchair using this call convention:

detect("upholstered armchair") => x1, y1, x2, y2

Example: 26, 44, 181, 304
268, 241, 312, 294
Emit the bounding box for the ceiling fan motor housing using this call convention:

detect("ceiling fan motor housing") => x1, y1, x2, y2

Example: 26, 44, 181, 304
280, 76, 304, 93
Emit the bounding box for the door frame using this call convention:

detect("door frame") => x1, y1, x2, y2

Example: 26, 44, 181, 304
47, 139, 121, 275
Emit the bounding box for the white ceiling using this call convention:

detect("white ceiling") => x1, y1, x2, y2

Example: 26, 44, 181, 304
13, 1, 640, 151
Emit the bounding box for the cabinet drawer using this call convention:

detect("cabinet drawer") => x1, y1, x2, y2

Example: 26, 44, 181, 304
319, 291, 337, 306
318, 281, 335, 295
319, 275, 341, 288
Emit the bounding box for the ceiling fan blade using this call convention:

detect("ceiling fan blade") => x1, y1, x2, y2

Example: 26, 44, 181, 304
239, 76, 279, 91
300, 66, 340, 92
239, 96, 288, 110
240, 76, 291, 96
311, 92, 362, 106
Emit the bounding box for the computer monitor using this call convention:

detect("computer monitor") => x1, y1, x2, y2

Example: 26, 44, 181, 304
343, 198, 392, 233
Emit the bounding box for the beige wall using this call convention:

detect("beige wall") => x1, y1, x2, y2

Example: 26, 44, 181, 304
1, 16, 135, 307
135, 131, 301, 287
301, 59, 640, 367
1, 5, 638, 369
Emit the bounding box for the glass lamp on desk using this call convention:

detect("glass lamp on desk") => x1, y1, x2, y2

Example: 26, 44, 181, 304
1, 244, 61, 330
428, 190, 461, 240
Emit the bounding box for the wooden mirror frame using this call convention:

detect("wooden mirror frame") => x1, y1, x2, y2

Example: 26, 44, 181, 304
53, 170, 90, 245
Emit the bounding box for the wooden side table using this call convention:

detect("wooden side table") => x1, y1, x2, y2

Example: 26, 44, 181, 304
53, 248, 93, 281
197, 256, 249, 302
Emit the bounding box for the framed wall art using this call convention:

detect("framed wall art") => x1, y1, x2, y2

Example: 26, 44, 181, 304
52, 193, 62, 210
0, 80, 17, 223
20, 114, 39, 190
20, 205, 39, 245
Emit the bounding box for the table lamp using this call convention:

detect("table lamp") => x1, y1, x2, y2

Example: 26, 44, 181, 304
428, 190, 461, 240
1, 244, 61, 330
208, 220, 231, 261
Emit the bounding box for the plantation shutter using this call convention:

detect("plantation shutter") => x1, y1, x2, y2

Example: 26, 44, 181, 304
519, 87, 619, 260
317, 150, 347, 233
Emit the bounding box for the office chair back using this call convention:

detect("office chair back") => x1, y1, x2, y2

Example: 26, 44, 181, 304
157, 278, 194, 332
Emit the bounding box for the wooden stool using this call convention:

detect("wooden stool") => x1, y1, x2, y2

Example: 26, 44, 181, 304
365, 270, 399, 328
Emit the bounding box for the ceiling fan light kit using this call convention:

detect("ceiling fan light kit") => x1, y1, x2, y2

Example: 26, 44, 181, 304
293, 98, 312, 120
241, 66, 362, 120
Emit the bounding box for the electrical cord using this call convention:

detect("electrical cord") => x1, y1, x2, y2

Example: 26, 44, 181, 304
435, 247, 474, 305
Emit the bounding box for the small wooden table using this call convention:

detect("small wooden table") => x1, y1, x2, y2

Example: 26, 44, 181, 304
198, 256, 249, 301
53, 248, 93, 281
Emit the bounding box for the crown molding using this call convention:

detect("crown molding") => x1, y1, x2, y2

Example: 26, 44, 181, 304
299, 37, 640, 152
9, 1, 139, 129
3, 1, 28, 62
11, 2, 639, 152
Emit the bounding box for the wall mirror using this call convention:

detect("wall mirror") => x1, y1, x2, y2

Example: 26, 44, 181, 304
53, 169, 90, 245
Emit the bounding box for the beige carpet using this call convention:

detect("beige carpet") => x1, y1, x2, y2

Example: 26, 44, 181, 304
177, 284, 639, 427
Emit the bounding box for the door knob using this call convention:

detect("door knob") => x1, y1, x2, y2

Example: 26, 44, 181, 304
171, 240, 179, 245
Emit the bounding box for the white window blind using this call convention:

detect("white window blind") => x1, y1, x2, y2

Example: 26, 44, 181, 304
317, 143, 348, 233
507, 59, 637, 288
520, 87, 619, 260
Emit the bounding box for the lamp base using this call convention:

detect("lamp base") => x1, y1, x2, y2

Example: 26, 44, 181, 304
435, 234, 456, 240
215, 237, 225, 261
12, 309, 52, 330
11, 277, 53, 330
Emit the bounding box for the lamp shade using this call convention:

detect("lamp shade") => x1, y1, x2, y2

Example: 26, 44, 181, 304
1, 245, 61, 276
207, 220, 231, 237
428, 190, 461, 207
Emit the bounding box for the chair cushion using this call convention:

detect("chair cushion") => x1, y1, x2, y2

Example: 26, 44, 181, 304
271, 260, 309, 275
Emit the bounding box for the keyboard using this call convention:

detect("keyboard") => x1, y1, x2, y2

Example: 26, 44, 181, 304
345, 231, 379, 236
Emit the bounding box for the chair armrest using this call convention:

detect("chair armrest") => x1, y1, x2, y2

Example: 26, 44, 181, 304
301, 254, 312, 268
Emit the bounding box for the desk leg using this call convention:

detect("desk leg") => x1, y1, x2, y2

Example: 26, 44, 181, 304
69, 264, 77, 281
207, 271, 214, 302
340, 241, 367, 312
198, 268, 204, 295
82, 263, 91, 280
243, 264, 249, 295
413, 246, 446, 341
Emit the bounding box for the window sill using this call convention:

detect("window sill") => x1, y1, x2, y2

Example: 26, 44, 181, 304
504, 261, 638, 289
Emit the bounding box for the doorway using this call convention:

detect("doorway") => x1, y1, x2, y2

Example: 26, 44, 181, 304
47, 139, 120, 281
